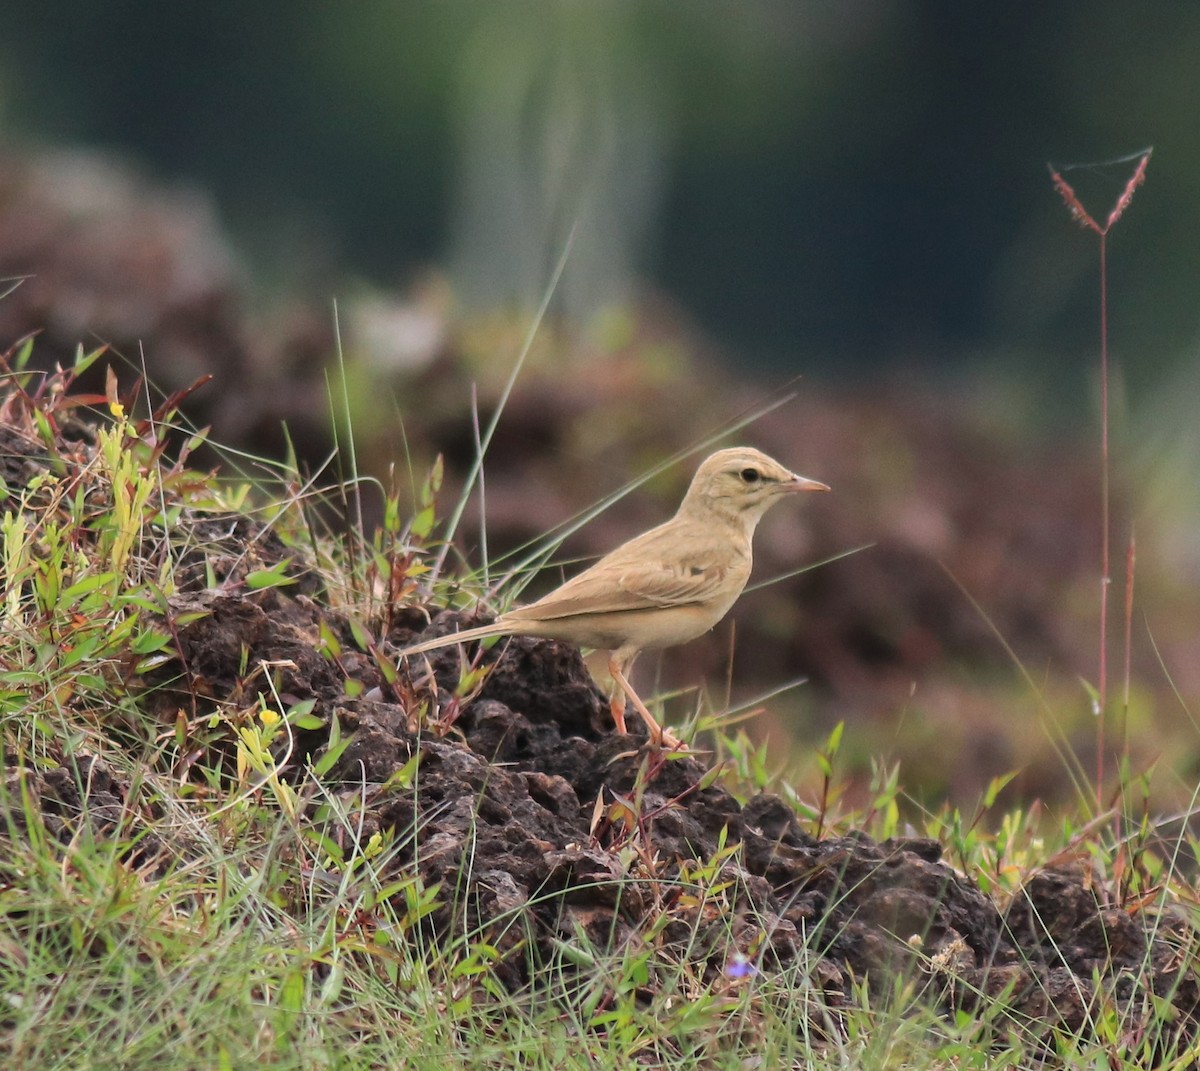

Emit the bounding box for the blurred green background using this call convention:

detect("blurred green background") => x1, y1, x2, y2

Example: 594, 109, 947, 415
4, 2, 1198, 391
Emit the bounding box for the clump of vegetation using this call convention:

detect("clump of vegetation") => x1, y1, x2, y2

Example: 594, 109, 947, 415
0, 333, 1198, 1070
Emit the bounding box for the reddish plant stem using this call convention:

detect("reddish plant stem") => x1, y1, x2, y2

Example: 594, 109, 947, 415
1095, 232, 1110, 808
1123, 531, 1135, 729
1049, 148, 1150, 812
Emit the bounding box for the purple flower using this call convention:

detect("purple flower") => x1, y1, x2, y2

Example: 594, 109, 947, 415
726, 953, 758, 979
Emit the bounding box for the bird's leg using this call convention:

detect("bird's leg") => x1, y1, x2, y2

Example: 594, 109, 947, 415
608, 656, 684, 749
605, 654, 630, 734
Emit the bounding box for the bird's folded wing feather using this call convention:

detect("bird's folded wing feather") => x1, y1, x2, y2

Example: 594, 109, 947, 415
506, 554, 733, 622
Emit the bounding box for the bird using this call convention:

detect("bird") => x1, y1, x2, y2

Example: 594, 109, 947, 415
399, 447, 829, 746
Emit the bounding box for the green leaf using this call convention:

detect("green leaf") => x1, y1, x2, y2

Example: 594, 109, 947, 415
825, 720, 844, 756
410, 504, 436, 541
277, 968, 306, 1016
318, 618, 343, 658
982, 770, 1019, 808
61, 573, 119, 602
129, 628, 174, 656
311, 732, 352, 779
383, 752, 420, 790
73, 345, 108, 377
347, 618, 372, 652
421, 454, 444, 506
375, 653, 398, 686
13, 336, 35, 371
383, 492, 401, 536
245, 563, 298, 590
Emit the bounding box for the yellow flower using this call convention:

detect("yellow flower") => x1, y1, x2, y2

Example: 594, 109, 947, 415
259, 707, 282, 728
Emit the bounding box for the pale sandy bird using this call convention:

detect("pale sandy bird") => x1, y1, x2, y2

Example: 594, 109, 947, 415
400, 447, 829, 745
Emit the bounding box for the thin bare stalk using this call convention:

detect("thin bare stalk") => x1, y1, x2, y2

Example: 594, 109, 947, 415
470, 383, 488, 589
1048, 147, 1150, 808
1098, 229, 1109, 799
1123, 530, 1136, 734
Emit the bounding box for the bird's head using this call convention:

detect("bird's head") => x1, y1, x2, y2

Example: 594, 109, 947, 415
678, 446, 829, 529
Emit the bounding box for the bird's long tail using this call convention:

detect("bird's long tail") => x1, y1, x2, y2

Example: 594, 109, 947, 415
399, 621, 516, 657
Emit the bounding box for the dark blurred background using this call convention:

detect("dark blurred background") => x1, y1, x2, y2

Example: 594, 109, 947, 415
4, 3, 1198, 392
3, 2, 1200, 809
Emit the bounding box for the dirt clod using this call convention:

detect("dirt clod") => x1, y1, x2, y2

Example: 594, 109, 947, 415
12, 585, 1192, 1050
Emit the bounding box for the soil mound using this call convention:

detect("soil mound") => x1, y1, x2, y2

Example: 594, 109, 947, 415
1, 393, 1195, 1055
18, 580, 1197, 1051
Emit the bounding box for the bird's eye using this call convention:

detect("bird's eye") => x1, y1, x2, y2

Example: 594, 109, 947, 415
739, 467, 761, 484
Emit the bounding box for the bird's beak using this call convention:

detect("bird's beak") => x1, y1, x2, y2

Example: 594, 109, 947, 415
786, 473, 831, 493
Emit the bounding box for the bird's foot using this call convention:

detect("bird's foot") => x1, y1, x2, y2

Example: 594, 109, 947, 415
655, 725, 689, 752
627, 698, 690, 752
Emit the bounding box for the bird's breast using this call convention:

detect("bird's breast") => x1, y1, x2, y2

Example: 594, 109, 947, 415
582, 602, 730, 652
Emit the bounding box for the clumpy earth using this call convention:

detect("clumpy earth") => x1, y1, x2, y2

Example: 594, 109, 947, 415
23, 582, 1200, 1054
1, 390, 1197, 1057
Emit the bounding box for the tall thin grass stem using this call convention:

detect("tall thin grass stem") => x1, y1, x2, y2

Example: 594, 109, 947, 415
1097, 230, 1109, 801
1048, 147, 1151, 809
1122, 531, 1135, 730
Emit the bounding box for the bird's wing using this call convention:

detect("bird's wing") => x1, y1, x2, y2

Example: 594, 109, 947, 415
506, 523, 745, 623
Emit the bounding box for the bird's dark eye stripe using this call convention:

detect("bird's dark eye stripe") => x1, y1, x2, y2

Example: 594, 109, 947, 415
739, 467, 761, 483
